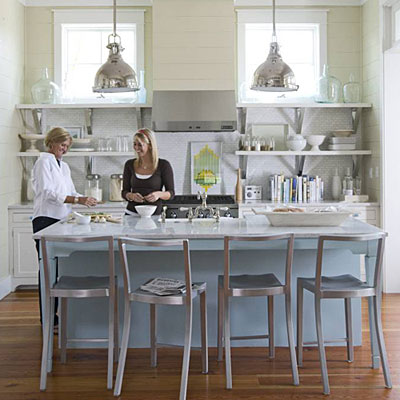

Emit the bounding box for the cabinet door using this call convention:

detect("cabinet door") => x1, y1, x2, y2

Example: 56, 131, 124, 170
13, 227, 39, 277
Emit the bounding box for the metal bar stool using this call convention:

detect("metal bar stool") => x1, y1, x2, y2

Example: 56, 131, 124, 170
296, 233, 392, 395
217, 234, 299, 389
114, 238, 208, 400
39, 235, 118, 391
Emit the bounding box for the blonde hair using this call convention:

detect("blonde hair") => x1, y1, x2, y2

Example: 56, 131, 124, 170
134, 128, 159, 170
45, 127, 72, 148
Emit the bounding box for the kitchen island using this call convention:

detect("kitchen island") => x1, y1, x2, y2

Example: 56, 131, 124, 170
33, 215, 383, 367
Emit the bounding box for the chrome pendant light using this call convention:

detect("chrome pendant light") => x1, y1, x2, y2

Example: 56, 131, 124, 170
251, 0, 298, 92
93, 0, 139, 93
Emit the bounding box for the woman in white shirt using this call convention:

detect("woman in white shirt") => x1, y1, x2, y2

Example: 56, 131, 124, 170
32, 127, 97, 325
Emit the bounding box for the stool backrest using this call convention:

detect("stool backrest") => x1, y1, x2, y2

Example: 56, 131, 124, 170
118, 238, 192, 306
224, 234, 295, 291
315, 233, 386, 292
40, 235, 115, 297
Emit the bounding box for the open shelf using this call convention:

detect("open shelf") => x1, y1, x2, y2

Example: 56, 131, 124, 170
17, 151, 136, 157
235, 150, 372, 156
16, 103, 151, 109
236, 102, 372, 108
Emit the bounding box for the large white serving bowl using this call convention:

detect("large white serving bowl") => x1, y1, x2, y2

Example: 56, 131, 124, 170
286, 135, 306, 151
135, 205, 157, 217
306, 135, 326, 151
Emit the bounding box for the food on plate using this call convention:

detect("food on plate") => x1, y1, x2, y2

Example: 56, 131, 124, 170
273, 207, 304, 213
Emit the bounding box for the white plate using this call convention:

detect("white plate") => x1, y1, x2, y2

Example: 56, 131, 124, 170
254, 210, 351, 226
69, 148, 95, 152
332, 130, 354, 137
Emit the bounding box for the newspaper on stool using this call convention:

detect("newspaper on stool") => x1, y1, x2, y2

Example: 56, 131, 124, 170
140, 277, 200, 296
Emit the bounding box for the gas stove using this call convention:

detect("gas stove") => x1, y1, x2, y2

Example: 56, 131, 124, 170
162, 195, 238, 219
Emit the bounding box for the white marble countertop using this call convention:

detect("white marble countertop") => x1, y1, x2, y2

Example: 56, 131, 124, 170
32, 215, 382, 240
8, 202, 127, 210
240, 200, 380, 207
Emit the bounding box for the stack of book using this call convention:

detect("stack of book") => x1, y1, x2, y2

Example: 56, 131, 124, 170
328, 136, 356, 150
269, 174, 324, 203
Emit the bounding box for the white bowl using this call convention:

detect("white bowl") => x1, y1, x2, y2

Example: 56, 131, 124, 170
306, 135, 325, 151
286, 135, 306, 151
135, 205, 157, 217
76, 215, 91, 225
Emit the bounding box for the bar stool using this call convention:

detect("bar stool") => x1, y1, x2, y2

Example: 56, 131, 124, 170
217, 234, 299, 389
39, 235, 118, 391
296, 233, 392, 395
114, 238, 208, 400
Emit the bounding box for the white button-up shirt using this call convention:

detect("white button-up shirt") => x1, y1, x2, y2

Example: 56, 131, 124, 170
32, 153, 80, 220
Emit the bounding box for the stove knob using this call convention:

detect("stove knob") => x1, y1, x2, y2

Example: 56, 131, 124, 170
224, 211, 232, 218
198, 212, 205, 218
170, 211, 177, 219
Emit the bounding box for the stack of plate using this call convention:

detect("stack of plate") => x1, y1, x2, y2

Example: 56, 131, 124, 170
328, 132, 356, 150
69, 138, 94, 152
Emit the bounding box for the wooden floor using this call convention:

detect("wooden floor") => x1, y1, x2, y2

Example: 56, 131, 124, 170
0, 290, 399, 400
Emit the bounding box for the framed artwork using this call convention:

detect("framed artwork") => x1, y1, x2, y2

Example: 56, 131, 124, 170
46, 125, 84, 139
191, 142, 222, 194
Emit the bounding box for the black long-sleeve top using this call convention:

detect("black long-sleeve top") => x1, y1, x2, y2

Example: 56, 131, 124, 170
122, 158, 175, 215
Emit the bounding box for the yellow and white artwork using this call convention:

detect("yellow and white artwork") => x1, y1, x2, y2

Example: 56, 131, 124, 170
191, 142, 222, 194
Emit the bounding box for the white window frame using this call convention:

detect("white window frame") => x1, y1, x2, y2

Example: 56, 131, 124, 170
237, 9, 328, 102
54, 9, 145, 99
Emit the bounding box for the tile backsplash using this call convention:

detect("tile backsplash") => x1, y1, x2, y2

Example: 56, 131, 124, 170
24, 106, 358, 201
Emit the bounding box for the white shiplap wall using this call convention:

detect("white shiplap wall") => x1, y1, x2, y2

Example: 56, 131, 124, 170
0, 0, 25, 281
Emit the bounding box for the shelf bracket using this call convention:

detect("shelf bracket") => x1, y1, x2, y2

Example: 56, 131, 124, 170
239, 154, 248, 179
351, 107, 362, 133
352, 155, 360, 178
237, 107, 247, 135
294, 107, 305, 134
85, 156, 93, 176
295, 155, 306, 176
84, 108, 93, 136
32, 109, 43, 134
136, 107, 143, 129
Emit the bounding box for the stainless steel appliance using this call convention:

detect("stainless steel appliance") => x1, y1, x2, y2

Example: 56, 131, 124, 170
163, 195, 238, 219
151, 90, 237, 132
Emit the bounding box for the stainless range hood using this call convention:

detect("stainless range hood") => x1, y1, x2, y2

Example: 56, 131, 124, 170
151, 90, 237, 132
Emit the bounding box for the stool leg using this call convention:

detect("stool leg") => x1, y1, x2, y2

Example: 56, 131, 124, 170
285, 291, 299, 386
315, 296, 330, 395
114, 282, 119, 362
150, 304, 157, 367
179, 302, 193, 400
107, 287, 115, 390
47, 296, 55, 373
345, 298, 354, 362
40, 296, 51, 391
224, 295, 232, 389
60, 297, 68, 364
113, 301, 132, 397
372, 295, 392, 388
268, 296, 274, 359
296, 281, 304, 367
200, 290, 208, 374
217, 285, 224, 361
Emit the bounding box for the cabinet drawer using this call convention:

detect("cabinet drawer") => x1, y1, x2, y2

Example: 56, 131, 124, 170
352, 209, 376, 220
13, 213, 33, 223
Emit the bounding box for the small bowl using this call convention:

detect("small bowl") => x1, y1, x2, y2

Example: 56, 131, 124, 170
75, 215, 91, 225
286, 135, 306, 151
135, 205, 157, 218
306, 135, 325, 151
332, 129, 354, 137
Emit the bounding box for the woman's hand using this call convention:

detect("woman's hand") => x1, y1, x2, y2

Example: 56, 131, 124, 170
144, 191, 161, 203
127, 192, 145, 203
79, 197, 97, 207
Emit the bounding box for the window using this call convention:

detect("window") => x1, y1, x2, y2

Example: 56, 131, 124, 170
237, 9, 327, 102
54, 9, 145, 102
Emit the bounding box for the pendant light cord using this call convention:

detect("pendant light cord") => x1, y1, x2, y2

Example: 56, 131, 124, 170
272, 0, 276, 37
113, 0, 117, 37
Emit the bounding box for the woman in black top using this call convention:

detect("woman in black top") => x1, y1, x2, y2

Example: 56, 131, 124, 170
122, 128, 174, 215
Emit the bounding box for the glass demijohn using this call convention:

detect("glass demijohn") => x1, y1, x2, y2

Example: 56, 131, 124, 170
343, 73, 361, 103
31, 68, 61, 104
315, 64, 341, 103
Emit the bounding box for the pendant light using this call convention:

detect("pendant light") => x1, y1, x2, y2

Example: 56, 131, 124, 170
251, 0, 298, 92
93, 0, 139, 93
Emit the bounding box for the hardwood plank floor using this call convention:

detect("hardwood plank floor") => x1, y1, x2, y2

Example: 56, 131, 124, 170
0, 290, 399, 399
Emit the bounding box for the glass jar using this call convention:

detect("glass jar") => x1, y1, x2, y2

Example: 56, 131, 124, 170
343, 73, 361, 103
85, 174, 102, 202
109, 174, 123, 201
31, 67, 61, 104
315, 64, 342, 103
137, 70, 147, 104
342, 167, 353, 196
354, 176, 362, 195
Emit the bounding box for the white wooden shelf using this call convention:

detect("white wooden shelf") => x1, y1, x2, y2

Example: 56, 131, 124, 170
16, 103, 151, 109
235, 150, 372, 156
237, 102, 372, 108
17, 152, 135, 157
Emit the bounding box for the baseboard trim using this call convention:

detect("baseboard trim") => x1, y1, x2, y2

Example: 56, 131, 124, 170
0, 276, 12, 300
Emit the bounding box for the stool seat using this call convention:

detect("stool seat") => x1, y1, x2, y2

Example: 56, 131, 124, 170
55, 276, 110, 290
131, 282, 206, 305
